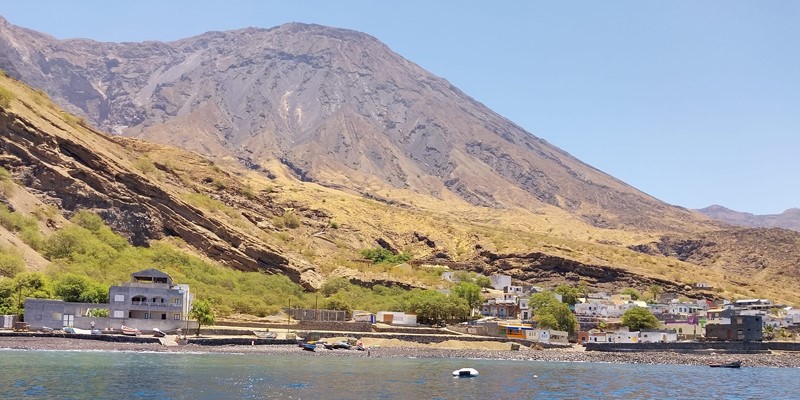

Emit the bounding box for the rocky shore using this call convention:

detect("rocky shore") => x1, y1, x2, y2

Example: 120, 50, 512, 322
2, 336, 799, 368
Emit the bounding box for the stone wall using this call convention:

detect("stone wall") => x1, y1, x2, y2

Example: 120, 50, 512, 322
0, 331, 161, 344
584, 341, 800, 353
372, 325, 445, 335
297, 321, 373, 332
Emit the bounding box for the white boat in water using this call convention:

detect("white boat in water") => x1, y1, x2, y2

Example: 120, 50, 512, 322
452, 368, 479, 377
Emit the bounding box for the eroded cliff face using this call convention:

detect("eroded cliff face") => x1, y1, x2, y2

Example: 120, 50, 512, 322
475, 251, 698, 297
0, 96, 323, 289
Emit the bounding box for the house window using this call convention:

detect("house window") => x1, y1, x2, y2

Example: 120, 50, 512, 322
114, 295, 125, 302
113, 311, 124, 318
62, 314, 74, 327
144, 313, 150, 319
174, 314, 181, 320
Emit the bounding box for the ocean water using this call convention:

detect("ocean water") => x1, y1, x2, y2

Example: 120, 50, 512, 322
0, 349, 796, 399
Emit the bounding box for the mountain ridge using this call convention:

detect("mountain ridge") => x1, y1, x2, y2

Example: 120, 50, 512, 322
0, 18, 707, 233
697, 205, 800, 232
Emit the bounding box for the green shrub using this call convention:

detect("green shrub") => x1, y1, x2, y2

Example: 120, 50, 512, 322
185, 193, 225, 212
133, 157, 158, 176
0, 86, 14, 108
0, 246, 24, 278
360, 247, 412, 265
273, 212, 301, 229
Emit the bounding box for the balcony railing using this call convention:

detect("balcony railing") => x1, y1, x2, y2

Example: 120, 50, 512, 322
131, 301, 182, 307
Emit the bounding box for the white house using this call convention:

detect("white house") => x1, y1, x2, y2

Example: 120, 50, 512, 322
612, 330, 639, 343
588, 331, 612, 343
489, 274, 512, 291
639, 329, 678, 343
525, 329, 569, 344
376, 311, 417, 326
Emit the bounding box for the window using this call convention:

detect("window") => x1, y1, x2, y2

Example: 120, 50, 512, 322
62, 314, 74, 327
174, 314, 181, 320
113, 311, 124, 318
144, 313, 150, 319
114, 295, 125, 302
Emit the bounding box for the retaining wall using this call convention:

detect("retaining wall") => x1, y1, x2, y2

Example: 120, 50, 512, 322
584, 341, 800, 353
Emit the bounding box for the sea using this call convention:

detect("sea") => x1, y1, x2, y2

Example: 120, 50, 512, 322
0, 349, 797, 399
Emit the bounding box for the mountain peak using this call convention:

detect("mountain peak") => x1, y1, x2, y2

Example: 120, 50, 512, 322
0, 19, 704, 232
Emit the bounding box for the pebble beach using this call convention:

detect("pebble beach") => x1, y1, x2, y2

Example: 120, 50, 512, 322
2, 336, 799, 368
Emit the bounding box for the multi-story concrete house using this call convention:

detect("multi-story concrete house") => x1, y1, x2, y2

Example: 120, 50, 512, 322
108, 268, 192, 324
705, 311, 763, 341
25, 269, 194, 332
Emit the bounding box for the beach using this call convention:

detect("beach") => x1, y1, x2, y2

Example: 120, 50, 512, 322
2, 336, 798, 368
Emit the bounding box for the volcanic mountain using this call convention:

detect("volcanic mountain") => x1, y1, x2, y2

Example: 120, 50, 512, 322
2, 17, 799, 304
0, 17, 704, 232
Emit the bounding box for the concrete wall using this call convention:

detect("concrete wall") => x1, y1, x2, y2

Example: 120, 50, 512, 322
583, 341, 800, 353
24, 298, 195, 331
297, 321, 373, 332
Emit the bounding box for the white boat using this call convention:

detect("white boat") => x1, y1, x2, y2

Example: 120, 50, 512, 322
452, 368, 479, 377
121, 325, 141, 336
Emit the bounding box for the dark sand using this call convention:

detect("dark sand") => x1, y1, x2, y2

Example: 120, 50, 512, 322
2, 336, 798, 368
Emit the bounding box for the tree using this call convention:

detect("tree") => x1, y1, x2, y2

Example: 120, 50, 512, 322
320, 277, 352, 297
475, 275, 492, 289
621, 307, 660, 331
648, 285, 663, 303
529, 292, 578, 336
620, 288, 642, 301
322, 292, 352, 316
54, 274, 108, 303
452, 282, 482, 315
189, 299, 216, 336
555, 285, 579, 306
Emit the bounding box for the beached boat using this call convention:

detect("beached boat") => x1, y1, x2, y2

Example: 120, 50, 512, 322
301, 343, 316, 352
709, 361, 741, 368
121, 325, 141, 336
253, 331, 277, 339
153, 328, 166, 338
453, 368, 479, 377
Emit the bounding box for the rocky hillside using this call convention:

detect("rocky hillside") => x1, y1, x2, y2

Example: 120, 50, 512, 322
0, 17, 708, 233
2, 71, 800, 304
1, 18, 799, 305
697, 205, 800, 232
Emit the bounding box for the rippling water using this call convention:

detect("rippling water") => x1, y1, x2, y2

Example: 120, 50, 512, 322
0, 349, 796, 399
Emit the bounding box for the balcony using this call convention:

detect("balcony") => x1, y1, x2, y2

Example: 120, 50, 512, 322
130, 301, 182, 308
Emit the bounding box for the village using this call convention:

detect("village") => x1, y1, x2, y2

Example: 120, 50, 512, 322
4, 268, 799, 351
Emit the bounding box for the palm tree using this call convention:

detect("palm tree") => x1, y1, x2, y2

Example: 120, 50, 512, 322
648, 285, 663, 303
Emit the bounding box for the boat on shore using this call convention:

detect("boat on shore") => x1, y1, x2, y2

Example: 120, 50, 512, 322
253, 331, 277, 339
709, 361, 741, 368
300, 343, 316, 352
121, 325, 141, 336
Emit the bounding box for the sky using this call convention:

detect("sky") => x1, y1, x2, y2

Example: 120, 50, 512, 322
1, 1, 797, 214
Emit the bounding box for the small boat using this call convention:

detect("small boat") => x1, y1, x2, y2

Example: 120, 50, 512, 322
453, 368, 479, 377
253, 331, 277, 339
63, 327, 76, 334
153, 328, 166, 337
301, 343, 316, 352
90, 329, 102, 335
333, 341, 351, 350
121, 325, 141, 336
709, 361, 741, 368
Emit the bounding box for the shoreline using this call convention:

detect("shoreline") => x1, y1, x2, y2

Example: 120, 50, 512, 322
2, 336, 799, 368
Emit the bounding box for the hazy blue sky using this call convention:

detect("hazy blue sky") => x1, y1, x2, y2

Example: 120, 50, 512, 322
2, 1, 797, 214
